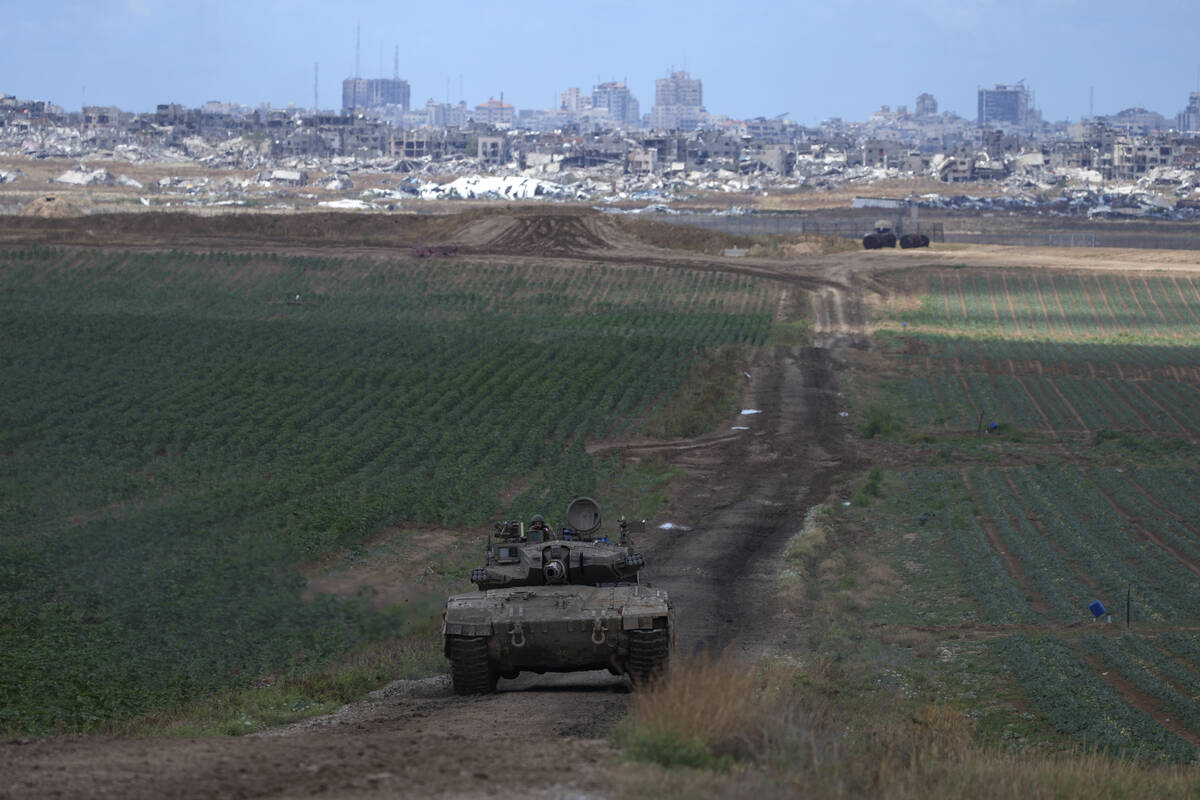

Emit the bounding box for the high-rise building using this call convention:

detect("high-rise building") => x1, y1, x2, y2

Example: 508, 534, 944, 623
342, 78, 411, 112
591, 82, 640, 126
1179, 92, 1200, 132
915, 92, 938, 117
560, 87, 596, 115
977, 83, 1029, 127
655, 71, 702, 107
473, 97, 514, 126
651, 71, 705, 131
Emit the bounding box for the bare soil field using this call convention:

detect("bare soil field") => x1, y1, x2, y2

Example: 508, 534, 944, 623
4, 208, 1200, 798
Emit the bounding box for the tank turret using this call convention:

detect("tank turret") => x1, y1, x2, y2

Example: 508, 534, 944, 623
471, 497, 646, 590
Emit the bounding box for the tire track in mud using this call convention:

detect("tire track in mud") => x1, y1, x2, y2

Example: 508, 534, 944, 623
641, 346, 846, 656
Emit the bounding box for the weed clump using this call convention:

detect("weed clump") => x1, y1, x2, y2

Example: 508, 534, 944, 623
615, 651, 816, 772
857, 406, 904, 439
851, 467, 886, 506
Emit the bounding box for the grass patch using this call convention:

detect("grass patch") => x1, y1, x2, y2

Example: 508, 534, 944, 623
851, 466, 886, 506
745, 234, 860, 258
598, 456, 681, 523
121, 598, 446, 736
782, 504, 832, 568
615, 651, 806, 772
857, 405, 905, 439
766, 317, 811, 347
642, 345, 749, 439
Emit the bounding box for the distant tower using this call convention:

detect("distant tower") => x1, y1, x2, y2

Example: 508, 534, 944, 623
355, 22, 361, 79
314, 62, 319, 111
394, 45, 399, 80
977, 83, 1030, 126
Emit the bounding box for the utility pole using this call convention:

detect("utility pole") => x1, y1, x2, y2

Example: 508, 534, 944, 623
313, 62, 319, 112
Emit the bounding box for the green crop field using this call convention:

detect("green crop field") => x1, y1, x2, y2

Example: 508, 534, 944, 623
0, 246, 777, 734
854, 266, 1200, 762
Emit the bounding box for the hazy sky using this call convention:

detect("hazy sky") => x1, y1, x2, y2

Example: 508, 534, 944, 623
4, 0, 1199, 123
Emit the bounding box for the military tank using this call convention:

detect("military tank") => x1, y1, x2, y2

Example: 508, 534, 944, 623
442, 497, 673, 694
862, 220, 898, 249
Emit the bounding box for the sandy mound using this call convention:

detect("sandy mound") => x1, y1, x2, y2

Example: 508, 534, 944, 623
21, 195, 82, 218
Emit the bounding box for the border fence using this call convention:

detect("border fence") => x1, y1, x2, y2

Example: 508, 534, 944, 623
643, 213, 944, 242
942, 229, 1200, 250
643, 212, 1200, 251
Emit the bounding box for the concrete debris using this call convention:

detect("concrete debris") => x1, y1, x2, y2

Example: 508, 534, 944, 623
417, 174, 581, 201
0, 169, 25, 184
257, 169, 307, 186
54, 167, 114, 186
116, 174, 143, 189
317, 198, 374, 210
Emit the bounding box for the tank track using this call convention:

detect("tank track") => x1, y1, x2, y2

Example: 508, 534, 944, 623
626, 628, 669, 687
447, 635, 498, 695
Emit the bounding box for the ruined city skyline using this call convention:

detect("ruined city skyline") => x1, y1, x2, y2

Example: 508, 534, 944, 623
4, 0, 1200, 125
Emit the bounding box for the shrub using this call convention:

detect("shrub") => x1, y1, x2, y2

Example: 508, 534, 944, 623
857, 406, 904, 439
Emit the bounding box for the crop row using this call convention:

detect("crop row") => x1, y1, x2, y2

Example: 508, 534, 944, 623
902, 270, 1200, 342
871, 468, 1200, 759
1084, 634, 1200, 740
0, 248, 773, 321
903, 334, 1200, 372
970, 466, 1200, 624
993, 635, 1196, 762
902, 370, 1200, 435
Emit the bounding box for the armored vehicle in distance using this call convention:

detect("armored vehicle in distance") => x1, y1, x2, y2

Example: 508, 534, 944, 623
442, 497, 673, 694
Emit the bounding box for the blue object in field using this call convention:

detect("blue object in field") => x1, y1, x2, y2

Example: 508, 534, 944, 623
988, 421, 998, 431
1089, 600, 1106, 618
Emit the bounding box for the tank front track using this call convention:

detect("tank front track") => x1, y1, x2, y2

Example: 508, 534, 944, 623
447, 635, 498, 695
626, 628, 669, 687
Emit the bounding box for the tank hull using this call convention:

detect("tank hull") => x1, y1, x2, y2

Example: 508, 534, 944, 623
443, 583, 673, 680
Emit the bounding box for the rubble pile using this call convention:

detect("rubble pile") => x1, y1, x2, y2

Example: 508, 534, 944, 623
54, 167, 114, 186
417, 175, 582, 201
3, 106, 1199, 218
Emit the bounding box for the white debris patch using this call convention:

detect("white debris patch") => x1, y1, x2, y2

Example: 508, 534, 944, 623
54, 168, 114, 186
317, 198, 374, 210
418, 174, 582, 201
739, 409, 762, 415
731, 426, 750, 431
